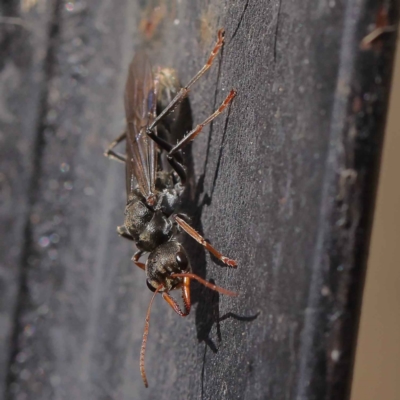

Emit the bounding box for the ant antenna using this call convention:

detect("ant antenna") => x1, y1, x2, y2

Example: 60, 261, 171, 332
140, 283, 163, 388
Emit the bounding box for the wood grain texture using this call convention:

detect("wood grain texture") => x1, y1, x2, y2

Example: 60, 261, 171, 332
0, 0, 58, 395
0, 0, 398, 399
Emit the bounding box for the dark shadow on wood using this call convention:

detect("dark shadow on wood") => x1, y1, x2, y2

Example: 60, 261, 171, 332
0, 0, 399, 399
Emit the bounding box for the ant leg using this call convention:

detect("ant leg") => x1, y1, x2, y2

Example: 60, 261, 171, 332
117, 225, 134, 240
171, 273, 237, 296
106, 151, 126, 163
144, 129, 188, 185
162, 277, 191, 316
147, 90, 235, 184
168, 89, 236, 156
167, 157, 187, 186
148, 29, 225, 131
104, 131, 127, 163
146, 131, 173, 153
145, 29, 230, 183
173, 215, 237, 267
132, 250, 145, 271
174, 213, 191, 224
117, 227, 146, 270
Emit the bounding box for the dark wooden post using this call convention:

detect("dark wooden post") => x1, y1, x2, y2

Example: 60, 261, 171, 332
0, 0, 398, 399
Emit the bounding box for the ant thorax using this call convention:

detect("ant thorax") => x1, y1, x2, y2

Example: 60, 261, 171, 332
124, 171, 182, 252
153, 170, 183, 215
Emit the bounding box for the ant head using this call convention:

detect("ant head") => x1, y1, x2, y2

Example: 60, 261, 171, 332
146, 241, 191, 292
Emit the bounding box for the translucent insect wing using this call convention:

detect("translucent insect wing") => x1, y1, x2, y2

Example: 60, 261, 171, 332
124, 52, 157, 201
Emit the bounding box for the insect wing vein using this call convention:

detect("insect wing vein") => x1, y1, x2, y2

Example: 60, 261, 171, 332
124, 51, 157, 201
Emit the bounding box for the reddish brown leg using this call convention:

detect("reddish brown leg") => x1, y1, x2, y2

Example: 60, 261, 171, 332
104, 131, 127, 163
185, 28, 225, 88
132, 250, 145, 270
148, 28, 226, 131
168, 89, 236, 156
162, 277, 191, 316
173, 215, 237, 267
171, 273, 237, 297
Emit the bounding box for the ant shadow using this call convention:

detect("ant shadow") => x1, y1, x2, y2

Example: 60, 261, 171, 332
173, 89, 258, 356
186, 138, 259, 398
161, 64, 258, 394
195, 279, 259, 353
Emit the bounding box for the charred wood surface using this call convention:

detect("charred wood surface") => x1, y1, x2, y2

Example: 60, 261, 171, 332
0, 0, 398, 399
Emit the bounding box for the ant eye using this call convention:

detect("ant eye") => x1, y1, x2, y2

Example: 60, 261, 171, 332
146, 279, 157, 292
176, 251, 188, 270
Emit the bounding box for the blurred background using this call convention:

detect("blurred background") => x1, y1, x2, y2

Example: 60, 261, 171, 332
0, 1, 398, 398
351, 33, 400, 400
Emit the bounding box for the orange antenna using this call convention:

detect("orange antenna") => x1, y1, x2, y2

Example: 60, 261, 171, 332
171, 273, 238, 297
140, 284, 163, 388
